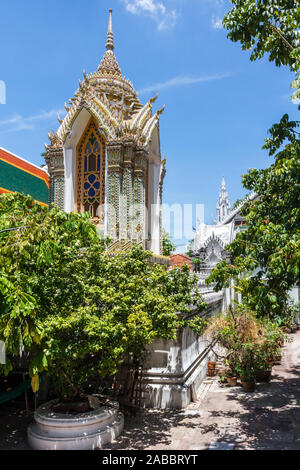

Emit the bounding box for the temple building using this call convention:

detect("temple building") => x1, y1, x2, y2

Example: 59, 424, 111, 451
44, 10, 165, 254
0, 147, 49, 206
189, 178, 233, 293
190, 184, 260, 306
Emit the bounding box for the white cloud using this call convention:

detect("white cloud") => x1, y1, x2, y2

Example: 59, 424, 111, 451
121, 0, 178, 30
212, 16, 223, 29
139, 73, 231, 94
0, 109, 64, 135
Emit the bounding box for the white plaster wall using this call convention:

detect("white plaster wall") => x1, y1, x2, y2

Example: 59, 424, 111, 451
290, 285, 299, 304
149, 163, 161, 254
181, 328, 209, 372
143, 297, 224, 408
148, 125, 162, 255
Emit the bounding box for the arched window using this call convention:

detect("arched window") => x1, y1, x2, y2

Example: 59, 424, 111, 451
76, 119, 105, 220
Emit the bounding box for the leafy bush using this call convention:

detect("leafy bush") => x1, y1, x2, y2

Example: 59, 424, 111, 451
0, 193, 206, 400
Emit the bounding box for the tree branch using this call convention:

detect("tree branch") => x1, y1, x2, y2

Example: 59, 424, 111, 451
58, 364, 79, 397
0, 226, 28, 234
270, 24, 294, 51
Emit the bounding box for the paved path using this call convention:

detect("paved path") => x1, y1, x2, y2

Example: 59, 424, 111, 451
103, 331, 300, 450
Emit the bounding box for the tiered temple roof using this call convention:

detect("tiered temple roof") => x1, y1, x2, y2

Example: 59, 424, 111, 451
45, 9, 164, 152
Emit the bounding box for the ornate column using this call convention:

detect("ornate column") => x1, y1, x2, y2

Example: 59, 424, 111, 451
121, 138, 135, 242
133, 148, 147, 246
45, 146, 64, 210
106, 141, 123, 239
159, 158, 166, 255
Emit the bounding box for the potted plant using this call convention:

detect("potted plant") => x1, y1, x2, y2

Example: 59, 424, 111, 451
237, 366, 256, 392
234, 341, 257, 392
223, 356, 238, 386
206, 309, 288, 393
254, 352, 272, 382
255, 366, 272, 383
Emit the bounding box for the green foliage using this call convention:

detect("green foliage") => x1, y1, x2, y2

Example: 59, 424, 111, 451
223, 1, 300, 103
224, 1, 299, 69
161, 229, 175, 256
185, 315, 208, 336
0, 193, 205, 399
191, 258, 201, 266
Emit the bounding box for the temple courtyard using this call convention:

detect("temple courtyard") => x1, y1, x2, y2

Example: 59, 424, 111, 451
1, 331, 300, 451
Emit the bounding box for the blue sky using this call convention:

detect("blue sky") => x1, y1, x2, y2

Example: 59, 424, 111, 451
0, 0, 298, 250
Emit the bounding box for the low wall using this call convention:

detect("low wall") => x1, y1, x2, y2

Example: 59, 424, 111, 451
142, 291, 224, 409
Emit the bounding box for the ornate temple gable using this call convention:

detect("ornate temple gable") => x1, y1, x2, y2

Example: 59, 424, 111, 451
198, 234, 227, 264
191, 223, 232, 292
193, 223, 232, 251
53, 88, 163, 150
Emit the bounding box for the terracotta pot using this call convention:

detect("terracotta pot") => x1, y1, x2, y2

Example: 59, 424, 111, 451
267, 359, 274, 367
207, 361, 216, 376
255, 370, 271, 383
207, 361, 216, 369
226, 376, 237, 387
207, 369, 216, 377
297, 325, 300, 331
241, 381, 256, 392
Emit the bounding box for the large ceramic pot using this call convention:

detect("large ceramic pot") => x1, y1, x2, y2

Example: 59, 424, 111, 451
255, 370, 272, 383
27, 399, 124, 450
240, 381, 256, 393
226, 376, 237, 387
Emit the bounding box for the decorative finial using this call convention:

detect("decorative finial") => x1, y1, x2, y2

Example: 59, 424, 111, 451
149, 93, 158, 105
106, 9, 114, 51
157, 104, 165, 116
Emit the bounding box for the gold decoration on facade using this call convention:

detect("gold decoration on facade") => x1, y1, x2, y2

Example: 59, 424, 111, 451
46, 131, 62, 148
75, 118, 106, 220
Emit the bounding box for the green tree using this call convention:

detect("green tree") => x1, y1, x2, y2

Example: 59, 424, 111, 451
162, 229, 176, 256
223, 0, 300, 101
0, 193, 206, 399
207, 1, 300, 319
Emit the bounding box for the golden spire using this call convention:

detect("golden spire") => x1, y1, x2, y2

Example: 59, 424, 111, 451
97, 9, 122, 77
106, 9, 114, 51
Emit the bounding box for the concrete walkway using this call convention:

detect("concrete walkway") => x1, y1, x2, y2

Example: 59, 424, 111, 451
103, 331, 300, 450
